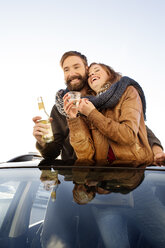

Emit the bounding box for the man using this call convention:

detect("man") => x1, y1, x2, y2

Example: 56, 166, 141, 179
33, 51, 165, 165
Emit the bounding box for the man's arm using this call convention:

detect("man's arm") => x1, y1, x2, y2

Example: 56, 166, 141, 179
36, 141, 62, 159
146, 125, 163, 149
146, 125, 165, 166
33, 105, 64, 159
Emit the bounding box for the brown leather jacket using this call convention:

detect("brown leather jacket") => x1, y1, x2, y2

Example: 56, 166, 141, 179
68, 86, 154, 167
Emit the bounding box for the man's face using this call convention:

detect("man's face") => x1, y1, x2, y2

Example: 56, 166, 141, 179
62, 56, 88, 91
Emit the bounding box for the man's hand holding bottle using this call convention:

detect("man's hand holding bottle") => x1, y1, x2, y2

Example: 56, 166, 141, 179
32, 97, 54, 147
33, 116, 46, 148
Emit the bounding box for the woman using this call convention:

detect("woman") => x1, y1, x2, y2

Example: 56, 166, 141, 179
64, 62, 154, 167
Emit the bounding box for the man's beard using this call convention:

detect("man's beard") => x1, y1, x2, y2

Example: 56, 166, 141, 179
66, 74, 88, 91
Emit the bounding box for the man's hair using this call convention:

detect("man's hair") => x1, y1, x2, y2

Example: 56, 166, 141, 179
60, 51, 88, 67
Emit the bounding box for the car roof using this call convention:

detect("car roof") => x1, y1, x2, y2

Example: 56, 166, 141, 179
1, 157, 165, 171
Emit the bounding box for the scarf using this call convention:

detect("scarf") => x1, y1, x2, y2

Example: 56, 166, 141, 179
55, 76, 146, 120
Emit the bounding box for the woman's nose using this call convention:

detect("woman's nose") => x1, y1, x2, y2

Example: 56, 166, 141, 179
89, 72, 94, 77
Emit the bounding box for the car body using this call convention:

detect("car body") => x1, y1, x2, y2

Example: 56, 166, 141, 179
0, 155, 165, 248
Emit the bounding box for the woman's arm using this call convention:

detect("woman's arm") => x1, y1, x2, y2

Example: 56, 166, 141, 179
80, 86, 142, 145
67, 116, 95, 161
63, 93, 95, 161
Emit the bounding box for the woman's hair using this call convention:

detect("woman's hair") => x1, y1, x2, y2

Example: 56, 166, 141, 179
89, 62, 122, 84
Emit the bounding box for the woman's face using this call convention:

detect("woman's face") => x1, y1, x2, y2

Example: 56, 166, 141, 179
88, 64, 109, 93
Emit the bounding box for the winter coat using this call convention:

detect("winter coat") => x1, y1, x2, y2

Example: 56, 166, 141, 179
68, 86, 154, 167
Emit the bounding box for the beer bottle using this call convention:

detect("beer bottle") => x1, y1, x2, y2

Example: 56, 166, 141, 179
37, 96, 54, 143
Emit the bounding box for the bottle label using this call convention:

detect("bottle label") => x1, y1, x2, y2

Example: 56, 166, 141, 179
38, 102, 44, 110
38, 119, 49, 124
37, 97, 54, 143
38, 120, 54, 143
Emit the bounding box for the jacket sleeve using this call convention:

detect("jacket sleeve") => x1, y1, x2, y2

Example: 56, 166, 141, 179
87, 86, 143, 145
36, 141, 62, 159
67, 116, 95, 161
146, 125, 164, 150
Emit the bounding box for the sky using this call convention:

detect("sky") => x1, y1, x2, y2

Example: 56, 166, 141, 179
0, 0, 165, 162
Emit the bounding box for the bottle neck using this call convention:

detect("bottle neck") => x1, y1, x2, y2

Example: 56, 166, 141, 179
38, 96, 45, 110
37, 97, 49, 118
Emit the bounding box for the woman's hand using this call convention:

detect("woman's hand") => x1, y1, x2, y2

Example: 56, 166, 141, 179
78, 98, 95, 116
63, 93, 78, 119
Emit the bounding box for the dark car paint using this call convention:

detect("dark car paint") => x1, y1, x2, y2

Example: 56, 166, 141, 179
0, 158, 165, 248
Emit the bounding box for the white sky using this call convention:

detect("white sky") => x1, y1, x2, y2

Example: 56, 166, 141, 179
0, 0, 165, 162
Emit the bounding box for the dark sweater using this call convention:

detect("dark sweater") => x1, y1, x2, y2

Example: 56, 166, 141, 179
146, 126, 163, 150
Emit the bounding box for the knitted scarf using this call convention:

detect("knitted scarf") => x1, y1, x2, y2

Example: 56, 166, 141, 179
55, 76, 146, 120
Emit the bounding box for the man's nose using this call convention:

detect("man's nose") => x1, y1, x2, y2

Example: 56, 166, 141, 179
69, 70, 77, 77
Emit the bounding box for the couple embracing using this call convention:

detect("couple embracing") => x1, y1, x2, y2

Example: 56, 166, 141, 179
33, 51, 165, 167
